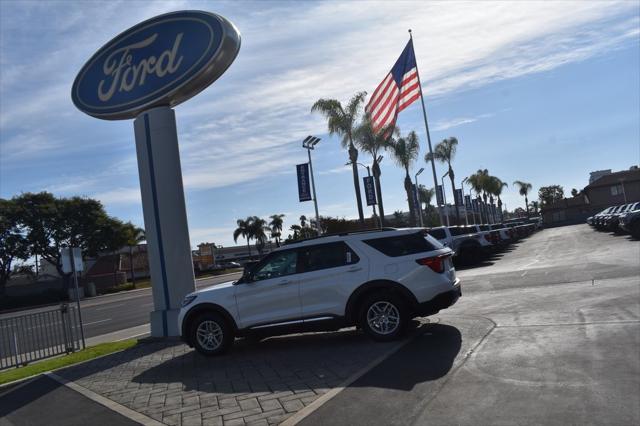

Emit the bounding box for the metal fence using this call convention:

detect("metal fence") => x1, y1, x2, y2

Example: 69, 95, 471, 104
0, 304, 84, 370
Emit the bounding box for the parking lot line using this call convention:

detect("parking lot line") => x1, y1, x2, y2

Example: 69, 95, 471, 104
280, 332, 418, 426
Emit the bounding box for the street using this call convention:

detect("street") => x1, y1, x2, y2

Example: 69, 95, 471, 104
2, 224, 638, 426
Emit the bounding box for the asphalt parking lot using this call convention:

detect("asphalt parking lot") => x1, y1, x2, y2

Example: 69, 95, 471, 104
2, 224, 638, 426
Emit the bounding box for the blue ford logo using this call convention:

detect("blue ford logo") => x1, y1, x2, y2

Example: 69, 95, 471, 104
72, 11, 241, 120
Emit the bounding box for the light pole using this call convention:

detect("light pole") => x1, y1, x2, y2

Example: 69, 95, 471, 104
347, 161, 382, 228
461, 177, 469, 225
302, 136, 321, 233
441, 171, 450, 227
414, 168, 424, 227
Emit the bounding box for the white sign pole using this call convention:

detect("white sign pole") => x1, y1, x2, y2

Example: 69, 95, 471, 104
70, 249, 86, 349
134, 106, 196, 337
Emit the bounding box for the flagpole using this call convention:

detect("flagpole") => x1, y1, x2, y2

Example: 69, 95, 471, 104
409, 29, 445, 227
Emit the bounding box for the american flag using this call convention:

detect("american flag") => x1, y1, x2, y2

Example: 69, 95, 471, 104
365, 40, 420, 132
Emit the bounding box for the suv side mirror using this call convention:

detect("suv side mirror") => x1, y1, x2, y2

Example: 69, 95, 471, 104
239, 261, 258, 283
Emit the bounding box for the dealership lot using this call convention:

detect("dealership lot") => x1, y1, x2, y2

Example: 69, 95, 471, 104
2, 224, 638, 425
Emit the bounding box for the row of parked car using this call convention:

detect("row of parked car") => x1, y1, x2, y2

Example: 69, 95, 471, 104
587, 202, 640, 238
425, 218, 542, 264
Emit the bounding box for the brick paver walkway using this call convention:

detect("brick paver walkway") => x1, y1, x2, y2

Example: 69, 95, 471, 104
58, 327, 415, 425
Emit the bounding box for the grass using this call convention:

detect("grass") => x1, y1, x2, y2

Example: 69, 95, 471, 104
0, 339, 138, 385
98, 280, 151, 295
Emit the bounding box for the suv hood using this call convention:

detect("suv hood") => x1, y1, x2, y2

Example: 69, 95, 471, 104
196, 280, 236, 295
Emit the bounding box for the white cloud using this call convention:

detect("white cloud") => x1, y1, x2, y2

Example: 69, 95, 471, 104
93, 187, 141, 205
432, 113, 495, 132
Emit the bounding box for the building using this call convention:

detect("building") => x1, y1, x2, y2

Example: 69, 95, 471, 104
542, 166, 640, 226
589, 169, 612, 184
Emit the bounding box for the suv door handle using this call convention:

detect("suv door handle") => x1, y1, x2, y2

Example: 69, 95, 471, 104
277, 279, 292, 285
347, 266, 362, 272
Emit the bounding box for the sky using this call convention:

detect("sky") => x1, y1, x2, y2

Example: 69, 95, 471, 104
1, 0, 639, 248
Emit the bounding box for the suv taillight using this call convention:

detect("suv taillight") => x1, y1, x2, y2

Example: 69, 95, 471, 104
416, 254, 450, 273
484, 234, 491, 242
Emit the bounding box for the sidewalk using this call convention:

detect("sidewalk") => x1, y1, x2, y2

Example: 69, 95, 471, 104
2, 321, 429, 426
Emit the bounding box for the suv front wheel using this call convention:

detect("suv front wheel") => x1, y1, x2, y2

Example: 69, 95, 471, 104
190, 312, 234, 356
359, 292, 407, 342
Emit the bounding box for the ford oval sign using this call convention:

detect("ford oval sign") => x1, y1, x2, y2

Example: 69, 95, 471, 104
72, 11, 241, 120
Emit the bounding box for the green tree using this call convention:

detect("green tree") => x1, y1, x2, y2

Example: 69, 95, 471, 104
249, 216, 270, 254
122, 223, 145, 288
233, 217, 254, 256
269, 214, 285, 247
0, 199, 29, 295
468, 169, 491, 223
391, 130, 420, 226
312, 91, 368, 224
513, 180, 533, 218
13, 192, 129, 290
538, 185, 564, 207
354, 114, 396, 226
530, 201, 539, 214
426, 137, 460, 225
486, 176, 508, 222
571, 188, 579, 197
417, 185, 436, 226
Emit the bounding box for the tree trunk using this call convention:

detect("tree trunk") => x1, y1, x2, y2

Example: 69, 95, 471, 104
372, 161, 384, 226
525, 195, 530, 218
349, 143, 365, 225
129, 246, 136, 289
448, 165, 460, 225
404, 170, 416, 226
246, 238, 252, 258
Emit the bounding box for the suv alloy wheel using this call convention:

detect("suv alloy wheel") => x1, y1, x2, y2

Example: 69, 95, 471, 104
359, 292, 407, 341
190, 312, 234, 355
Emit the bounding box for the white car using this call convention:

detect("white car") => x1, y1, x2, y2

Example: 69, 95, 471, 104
179, 228, 461, 355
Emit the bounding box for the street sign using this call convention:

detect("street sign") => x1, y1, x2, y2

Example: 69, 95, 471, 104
61, 248, 72, 274
72, 11, 241, 120
454, 189, 463, 206
436, 185, 444, 206
363, 176, 377, 206
297, 163, 312, 202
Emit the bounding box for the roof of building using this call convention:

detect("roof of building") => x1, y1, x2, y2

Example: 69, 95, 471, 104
586, 167, 640, 189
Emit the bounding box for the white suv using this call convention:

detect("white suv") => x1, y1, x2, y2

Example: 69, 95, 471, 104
179, 228, 461, 355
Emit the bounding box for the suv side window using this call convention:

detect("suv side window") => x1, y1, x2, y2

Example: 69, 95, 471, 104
300, 242, 359, 273
252, 250, 298, 281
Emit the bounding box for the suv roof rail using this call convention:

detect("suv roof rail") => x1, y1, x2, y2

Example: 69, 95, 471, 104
282, 227, 399, 245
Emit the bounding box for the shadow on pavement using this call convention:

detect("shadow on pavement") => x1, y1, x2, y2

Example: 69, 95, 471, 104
0, 375, 138, 426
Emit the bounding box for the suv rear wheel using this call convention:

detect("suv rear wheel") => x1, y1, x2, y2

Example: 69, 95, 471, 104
190, 312, 234, 356
359, 292, 407, 342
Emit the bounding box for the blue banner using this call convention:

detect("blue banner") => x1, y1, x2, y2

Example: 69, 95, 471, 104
363, 176, 377, 206
454, 189, 463, 206
472, 198, 479, 212
297, 163, 312, 202
436, 185, 444, 206
464, 194, 472, 209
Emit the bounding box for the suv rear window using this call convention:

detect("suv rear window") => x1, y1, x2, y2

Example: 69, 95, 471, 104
449, 227, 469, 236
364, 232, 438, 257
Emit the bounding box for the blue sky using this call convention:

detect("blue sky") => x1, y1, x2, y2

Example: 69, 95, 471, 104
1, 0, 639, 247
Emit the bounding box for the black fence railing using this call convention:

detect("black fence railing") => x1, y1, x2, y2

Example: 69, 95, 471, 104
0, 304, 83, 370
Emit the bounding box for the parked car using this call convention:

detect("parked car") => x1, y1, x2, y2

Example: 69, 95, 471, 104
605, 202, 639, 233
588, 206, 613, 227
619, 203, 640, 238
179, 228, 461, 355
427, 226, 490, 260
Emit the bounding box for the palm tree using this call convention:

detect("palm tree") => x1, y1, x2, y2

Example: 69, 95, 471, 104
417, 185, 434, 225
123, 223, 145, 288
233, 217, 254, 256
490, 177, 508, 222
249, 216, 269, 254
391, 130, 420, 226
513, 180, 533, 218
426, 137, 460, 225
467, 169, 490, 223
299, 215, 307, 228
354, 114, 396, 226
529, 201, 539, 215
312, 91, 367, 224
289, 224, 302, 240
269, 214, 285, 247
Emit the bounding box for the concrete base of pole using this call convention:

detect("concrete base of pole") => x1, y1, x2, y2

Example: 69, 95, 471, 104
134, 106, 195, 337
